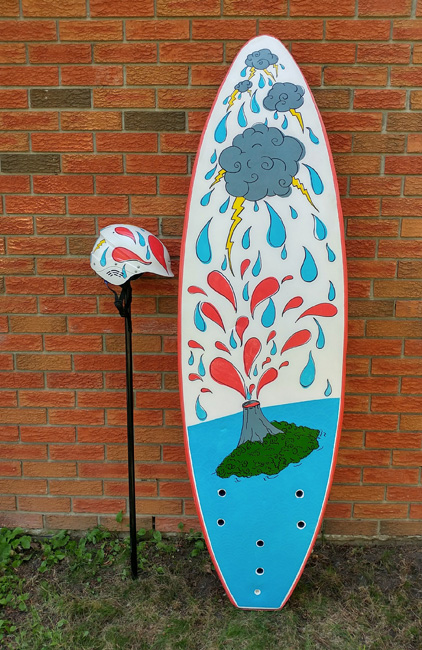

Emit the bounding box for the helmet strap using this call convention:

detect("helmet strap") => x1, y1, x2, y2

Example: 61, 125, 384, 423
105, 280, 133, 331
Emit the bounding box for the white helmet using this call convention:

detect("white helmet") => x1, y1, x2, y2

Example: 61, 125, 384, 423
90, 224, 173, 285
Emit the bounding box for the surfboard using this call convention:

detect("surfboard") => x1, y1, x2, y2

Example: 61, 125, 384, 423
178, 35, 347, 610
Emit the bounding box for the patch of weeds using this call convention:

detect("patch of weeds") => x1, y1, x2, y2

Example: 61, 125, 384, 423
0, 527, 34, 641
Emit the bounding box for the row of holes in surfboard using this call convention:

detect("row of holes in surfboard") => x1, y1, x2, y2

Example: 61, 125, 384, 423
217, 488, 306, 594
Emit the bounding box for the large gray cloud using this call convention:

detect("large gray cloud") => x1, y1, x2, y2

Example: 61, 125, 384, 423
245, 48, 278, 70
235, 80, 252, 93
218, 123, 305, 202
263, 82, 305, 112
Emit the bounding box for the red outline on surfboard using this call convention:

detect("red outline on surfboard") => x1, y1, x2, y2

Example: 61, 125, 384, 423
178, 34, 348, 610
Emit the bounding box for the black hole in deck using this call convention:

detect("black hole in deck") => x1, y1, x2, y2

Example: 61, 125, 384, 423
217, 519, 225, 526
297, 521, 306, 529
256, 567, 264, 575
218, 489, 226, 497
256, 539, 264, 547
295, 489, 304, 498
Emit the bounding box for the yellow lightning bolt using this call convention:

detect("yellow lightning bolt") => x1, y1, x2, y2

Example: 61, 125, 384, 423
292, 177, 317, 210
94, 239, 105, 251
227, 89, 239, 109
263, 68, 276, 82
248, 66, 256, 80
274, 63, 278, 77
211, 168, 226, 187
290, 108, 304, 132
226, 197, 245, 274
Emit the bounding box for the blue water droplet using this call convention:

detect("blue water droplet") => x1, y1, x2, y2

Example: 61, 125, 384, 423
282, 115, 288, 129
303, 164, 324, 195
274, 111, 278, 120
240, 66, 247, 78
242, 282, 249, 301
254, 201, 259, 212
314, 318, 325, 350
251, 90, 260, 114
313, 214, 327, 241
242, 226, 251, 249
121, 264, 127, 278
210, 150, 217, 164
198, 354, 205, 376
327, 243, 336, 262
258, 73, 265, 88
195, 395, 207, 421
196, 219, 212, 264
137, 231, 145, 246
328, 281, 336, 301
281, 246, 287, 260
264, 118, 268, 126
221, 256, 227, 271
270, 341, 277, 355
237, 102, 247, 127
230, 331, 237, 349
100, 247, 108, 267
246, 388, 251, 400
200, 189, 214, 206
300, 351, 315, 388
265, 201, 286, 248
215, 112, 230, 143
300, 247, 318, 282
194, 303, 206, 332
290, 206, 298, 220
205, 165, 217, 180
252, 251, 262, 277
307, 127, 319, 144
268, 78, 273, 86
324, 380, 332, 397
261, 298, 276, 327
253, 365, 258, 377
188, 351, 194, 366
146, 247, 151, 260
220, 197, 230, 213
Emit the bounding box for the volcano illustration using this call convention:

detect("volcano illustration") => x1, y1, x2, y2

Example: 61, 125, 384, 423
237, 399, 281, 446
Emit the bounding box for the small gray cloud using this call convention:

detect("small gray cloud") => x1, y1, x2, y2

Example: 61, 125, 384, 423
219, 123, 305, 202
263, 82, 305, 112
245, 48, 278, 70
235, 80, 253, 93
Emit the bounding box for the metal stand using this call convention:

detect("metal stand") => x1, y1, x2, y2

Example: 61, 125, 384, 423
112, 281, 138, 579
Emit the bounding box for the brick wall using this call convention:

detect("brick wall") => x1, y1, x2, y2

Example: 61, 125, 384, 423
0, 0, 421, 537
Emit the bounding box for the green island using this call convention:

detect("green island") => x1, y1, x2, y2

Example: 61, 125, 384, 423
216, 420, 320, 479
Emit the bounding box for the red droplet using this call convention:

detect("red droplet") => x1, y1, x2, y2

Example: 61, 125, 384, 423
243, 337, 262, 377
280, 329, 311, 355
188, 286, 207, 295
235, 316, 249, 344
209, 357, 246, 398
188, 373, 203, 382
240, 259, 250, 279
296, 303, 338, 321
257, 368, 278, 398
207, 271, 237, 311
279, 361, 289, 368
282, 296, 304, 316
281, 275, 294, 283
262, 357, 271, 368
188, 340, 204, 350
111, 247, 150, 264
267, 330, 276, 343
249, 383, 255, 395
148, 234, 168, 272
201, 302, 225, 331
215, 341, 231, 354
201, 388, 212, 393
115, 226, 136, 242
250, 277, 279, 317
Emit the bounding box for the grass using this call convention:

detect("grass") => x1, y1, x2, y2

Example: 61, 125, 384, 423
0, 523, 421, 649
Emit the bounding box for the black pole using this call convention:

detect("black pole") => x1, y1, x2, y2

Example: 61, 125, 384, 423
123, 282, 138, 579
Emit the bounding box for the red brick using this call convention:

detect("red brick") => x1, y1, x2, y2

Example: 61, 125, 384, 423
20, 391, 75, 408
259, 19, 323, 40
347, 219, 398, 237
360, 0, 411, 15
18, 496, 70, 512
0, 0, 19, 16
62, 110, 122, 130
0, 44, 25, 63
49, 479, 103, 495
402, 376, 422, 392
192, 19, 256, 40
59, 20, 123, 41
363, 468, 419, 484
393, 451, 422, 466
0, 513, 43, 528
401, 416, 422, 431
404, 177, 422, 195
158, 88, 216, 109
90, 0, 154, 16
402, 219, 422, 237
0, 133, 29, 151
132, 196, 185, 216
62, 154, 123, 173
350, 176, 402, 196
21, 426, 75, 443
47, 372, 103, 389
33, 175, 92, 195
354, 504, 408, 519
0, 111, 58, 130
50, 445, 104, 461
396, 302, 422, 318
49, 409, 104, 425
126, 19, 189, 40
335, 156, 381, 175
68, 195, 128, 215
10, 316, 66, 333
292, 42, 356, 63
326, 19, 390, 40
104, 481, 157, 497
160, 176, 190, 195
325, 67, 387, 86
290, 0, 354, 15
22, 0, 86, 16
357, 44, 410, 64
29, 43, 91, 63
322, 112, 382, 132
0, 90, 27, 109
94, 43, 156, 64
341, 198, 380, 217
32, 133, 93, 152
160, 42, 223, 63
393, 19, 422, 40
6, 196, 65, 215
354, 89, 406, 110
0, 20, 56, 41
347, 260, 396, 278
45, 514, 99, 529
96, 175, 156, 195
74, 497, 126, 513
407, 134, 422, 153
0, 66, 58, 87
44, 335, 102, 352
93, 88, 155, 108
0, 393, 17, 408
190, 65, 228, 87
158, 0, 220, 15
338, 450, 391, 467
127, 65, 188, 86
0, 497, 16, 511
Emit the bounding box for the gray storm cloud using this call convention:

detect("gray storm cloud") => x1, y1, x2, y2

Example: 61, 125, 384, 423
235, 80, 253, 93
245, 48, 278, 70
263, 82, 305, 112
218, 123, 305, 202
